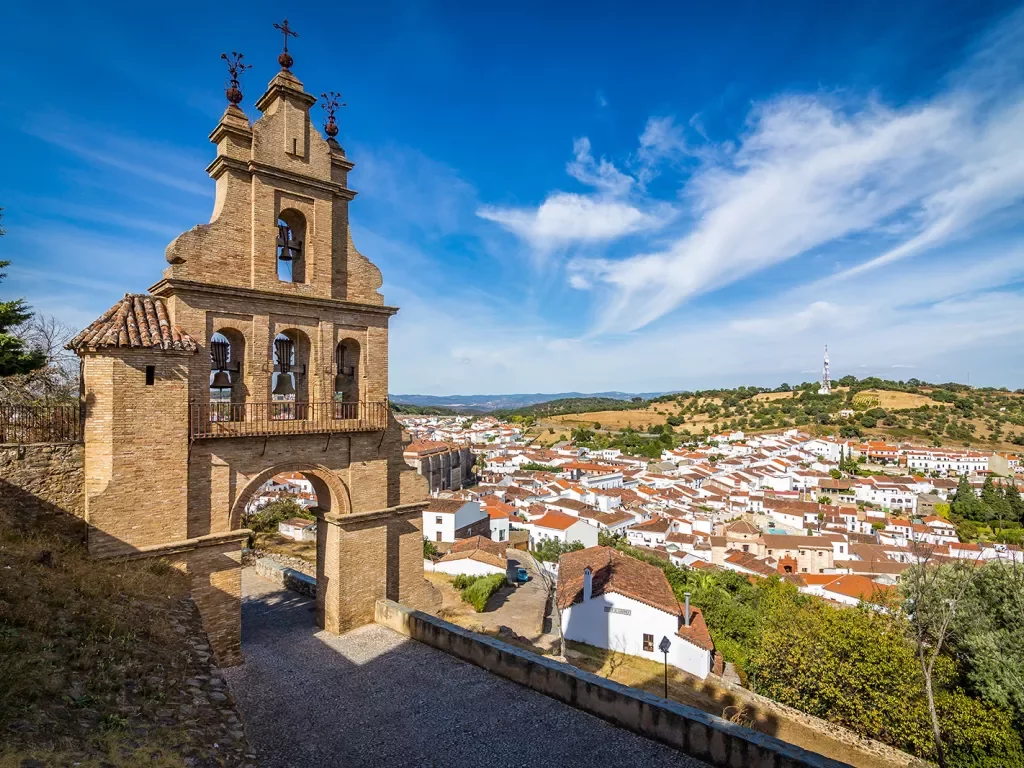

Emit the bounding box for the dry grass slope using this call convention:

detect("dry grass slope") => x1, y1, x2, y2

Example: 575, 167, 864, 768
0, 522, 252, 767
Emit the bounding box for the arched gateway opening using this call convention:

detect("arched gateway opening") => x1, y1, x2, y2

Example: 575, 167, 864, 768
228, 461, 433, 637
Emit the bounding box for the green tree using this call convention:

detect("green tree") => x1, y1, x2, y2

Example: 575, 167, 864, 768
748, 586, 927, 746
532, 538, 583, 563
951, 475, 985, 522
0, 246, 48, 377
1006, 483, 1024, 523
981, 476, 1010, 527
942, 561, 1024, 733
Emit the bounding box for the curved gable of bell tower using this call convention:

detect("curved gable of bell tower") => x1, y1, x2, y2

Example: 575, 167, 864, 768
161, 67, 382, 306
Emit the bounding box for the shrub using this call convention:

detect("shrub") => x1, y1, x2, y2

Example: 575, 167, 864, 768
244, 498, 310, 533
460, 573, 507, 612
452, 573, 483, 590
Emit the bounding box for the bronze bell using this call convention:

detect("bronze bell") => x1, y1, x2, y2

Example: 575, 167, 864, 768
276, 225, 293, 261
272, 373, 296, 397
274, 337, 293, 373
211, 371, 232, 389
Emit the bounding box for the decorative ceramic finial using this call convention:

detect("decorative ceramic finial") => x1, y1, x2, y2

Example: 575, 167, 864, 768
221, 52, 251, 106
321, 91, 346, 138
273, 19, 299, 70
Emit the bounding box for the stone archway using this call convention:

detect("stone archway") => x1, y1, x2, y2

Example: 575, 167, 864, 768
229, 462, 352, 531
228, 461, 434, 636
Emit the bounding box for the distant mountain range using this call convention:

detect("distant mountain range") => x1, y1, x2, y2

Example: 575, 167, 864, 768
389, 391, 670, 412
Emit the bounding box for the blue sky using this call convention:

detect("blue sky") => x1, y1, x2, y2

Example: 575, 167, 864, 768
2, 1, 1023, 395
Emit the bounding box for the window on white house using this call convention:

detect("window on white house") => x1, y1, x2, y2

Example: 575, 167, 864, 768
643, 634, 654, 652
436, 516, 443, 524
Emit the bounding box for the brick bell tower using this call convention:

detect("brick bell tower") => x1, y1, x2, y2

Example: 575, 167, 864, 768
70, 29, 435, 665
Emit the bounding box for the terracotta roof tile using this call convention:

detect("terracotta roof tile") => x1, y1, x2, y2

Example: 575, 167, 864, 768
676, 606, 715, 652
68, 294, 197, 353
426, 498, 470, 514
557, 546, 681, 616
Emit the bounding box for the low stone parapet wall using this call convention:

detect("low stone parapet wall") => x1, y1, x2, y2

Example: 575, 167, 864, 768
254, 556, 317, 599
375, 599, 850, 768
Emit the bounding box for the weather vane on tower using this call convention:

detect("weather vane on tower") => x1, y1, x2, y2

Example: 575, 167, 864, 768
273, 19, 299, 70
320, 91, 346, 139
220, 52, 251, 106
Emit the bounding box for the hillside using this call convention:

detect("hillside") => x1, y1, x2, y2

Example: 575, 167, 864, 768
523, 380, 1024, 453
390, 390, 669, 411
0, 520, 253, 767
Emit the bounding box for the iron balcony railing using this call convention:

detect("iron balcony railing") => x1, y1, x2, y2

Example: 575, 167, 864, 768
189, 400, 390, 440
0, 404, 81, 444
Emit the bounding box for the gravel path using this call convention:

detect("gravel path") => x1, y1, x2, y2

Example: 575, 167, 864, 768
224, 568, 709, 768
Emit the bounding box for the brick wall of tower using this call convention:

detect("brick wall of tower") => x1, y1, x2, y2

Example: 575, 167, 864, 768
82, 349, 191, 558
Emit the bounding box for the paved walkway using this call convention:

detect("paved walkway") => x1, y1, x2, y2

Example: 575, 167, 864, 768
224, 568, 708, 768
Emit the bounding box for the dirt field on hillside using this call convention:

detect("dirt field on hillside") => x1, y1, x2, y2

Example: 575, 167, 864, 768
854, 389, 949, 410
752, 391, 799, 402
547, 398, 723, 431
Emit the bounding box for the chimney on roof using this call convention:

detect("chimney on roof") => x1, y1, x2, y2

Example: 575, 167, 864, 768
684, 592, 691, 626
583, 567, 592, 602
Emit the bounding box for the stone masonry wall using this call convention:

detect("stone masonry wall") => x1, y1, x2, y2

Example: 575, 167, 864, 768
0, 443, 85, 536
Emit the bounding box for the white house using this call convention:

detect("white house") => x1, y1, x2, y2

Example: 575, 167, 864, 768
558, 547, 714, 679
527, 511, 599, 550
277, 517, 316, 542
626, 517, 673, 548
423, 498, 490, 544
486, 503, 511, 544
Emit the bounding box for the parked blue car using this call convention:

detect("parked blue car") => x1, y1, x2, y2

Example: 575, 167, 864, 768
515, 567, 530, 583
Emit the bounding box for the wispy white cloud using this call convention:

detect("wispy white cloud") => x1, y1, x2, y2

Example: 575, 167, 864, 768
481, 6, 1024, 334
24, 118, 211, 197
566, 137, 635, 196
477, 193, 659, 250
476, 136, 668, 253
388, 246, 1024, 393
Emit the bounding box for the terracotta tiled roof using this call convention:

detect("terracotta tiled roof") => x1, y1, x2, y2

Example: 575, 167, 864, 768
630, 517, 671, 534
426, 498, 471, 514
531, 511, 580, 531
557, 546, 681, 616
676, 606, 714, 652
404, 440, 452, 455
452, 536, 507, 561
68, 294, 197, 353
726, 520, 759, 535
820, 574, 897, 604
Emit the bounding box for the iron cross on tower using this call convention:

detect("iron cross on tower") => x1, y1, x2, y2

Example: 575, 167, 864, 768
273, 19, 299, 69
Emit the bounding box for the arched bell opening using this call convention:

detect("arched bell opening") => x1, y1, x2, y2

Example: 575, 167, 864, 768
271, 329, 310, 419
209, 330, 246, 417
276, 209, 306, 284
333, 339, 361, 418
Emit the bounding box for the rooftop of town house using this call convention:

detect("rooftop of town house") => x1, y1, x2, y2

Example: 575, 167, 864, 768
280, 518, 316, 529
530, 511, 581, 531
425, 498, 472, 514
403, 440, 456, 455
630, 517, 672, 534
557, 547, 682, 616
760, 534, 834, 550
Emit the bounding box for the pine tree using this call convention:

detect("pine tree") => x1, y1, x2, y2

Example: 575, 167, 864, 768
951, 474, 985, 522
1006, 483, 1024, 524
0, 213, 46, 377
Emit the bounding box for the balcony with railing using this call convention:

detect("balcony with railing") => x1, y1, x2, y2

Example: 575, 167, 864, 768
189, 400, 390, 440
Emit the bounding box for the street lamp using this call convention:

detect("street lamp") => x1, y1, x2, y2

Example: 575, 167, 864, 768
658, 635, 672, 699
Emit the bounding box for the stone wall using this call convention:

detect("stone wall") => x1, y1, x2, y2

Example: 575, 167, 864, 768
375, 600, 850, 768
0, 443, 85, 536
